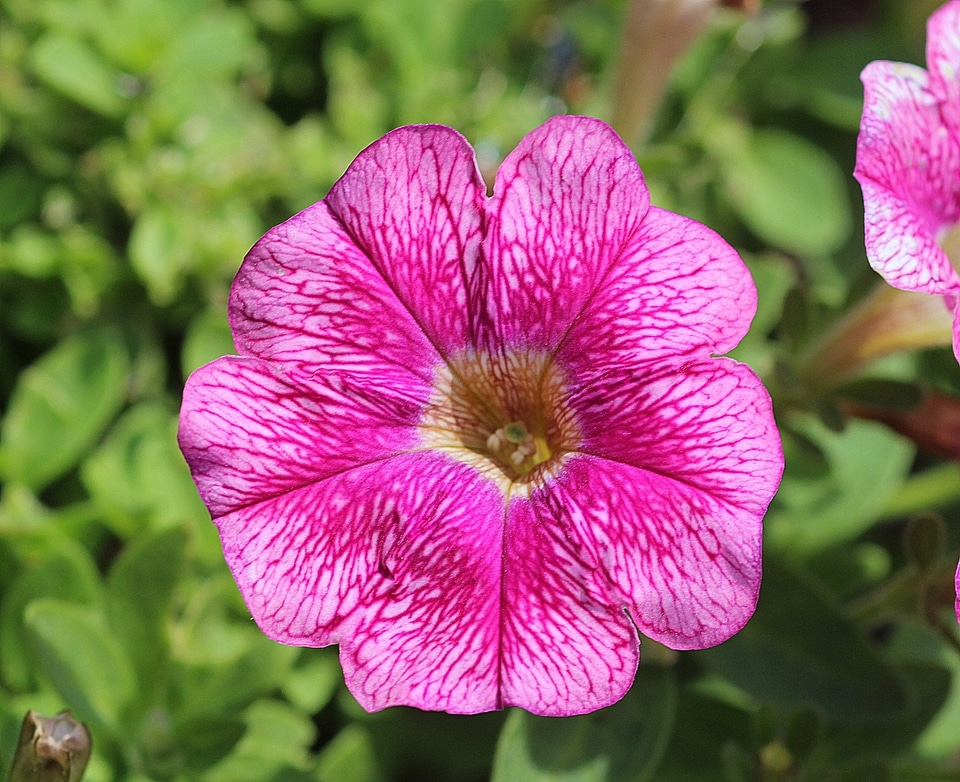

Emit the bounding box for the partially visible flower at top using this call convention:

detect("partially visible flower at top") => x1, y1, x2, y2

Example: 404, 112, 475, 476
855, 0, 960, 629
855, 0, 960, 361
178, 116, 783, 716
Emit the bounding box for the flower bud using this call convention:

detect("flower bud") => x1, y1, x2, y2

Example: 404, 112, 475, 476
8, 711, 91, 782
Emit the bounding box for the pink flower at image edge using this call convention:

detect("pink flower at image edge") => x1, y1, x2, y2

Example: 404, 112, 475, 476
854, 0, 960, 626
855, 0, 960, 353
178, 115, 783, 716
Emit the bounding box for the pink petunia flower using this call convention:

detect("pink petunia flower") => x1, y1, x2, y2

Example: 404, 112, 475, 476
855, 0, 960, 629
178, 116, 783, 716
855, 0, 960, 359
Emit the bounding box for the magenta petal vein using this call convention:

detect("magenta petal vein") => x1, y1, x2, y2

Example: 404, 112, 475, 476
177, 115, 784, 716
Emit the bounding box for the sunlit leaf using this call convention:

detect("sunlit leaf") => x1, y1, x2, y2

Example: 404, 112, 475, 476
81, 402, 207, 535
202, 699, 314, 782
316, 725, 384, 782
767, 417, 914, 555
0, 327, 130, 490
722, 128, 851, 257
105, 527, 187, 686
24, 599, 137, 735
0, 541, 101, 691
28, 33, 126, 116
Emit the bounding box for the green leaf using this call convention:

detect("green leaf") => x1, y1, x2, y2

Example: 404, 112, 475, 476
24, 598, 137, 735
181, 631, 299, 718
28, 33, 127, 116
0, 166, 43, 231
0, 540, 101, 691
105, 526, 187, 686
883, 462, 960, 518
154, 7, 256, 83
779, 426, 830, 480
829, 662, 950, 763
128, 207, 190, 304
490, 666, 677, 782
722, 128, 851, 257
767, 417, 914, 555
81, 402, 207, 534
172, 715, 247, 776
301, 0, 365, 18
316, 725, 385, 782
282, 650, 341, 714
698, 558, 909, 721
728, 252, 796, 368
181, 307, 236, 378
202, 699, 315, 782
882, 621, 960, 759
641, 679, 753, 782
0, 327, 130, 490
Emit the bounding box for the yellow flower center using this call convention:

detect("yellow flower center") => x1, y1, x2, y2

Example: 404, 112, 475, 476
419, 350, 580, 493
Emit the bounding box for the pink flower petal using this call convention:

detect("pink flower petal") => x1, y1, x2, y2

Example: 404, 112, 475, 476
482, 116, 650, 352
529, 359, 780, 650
325, 125, 486, 354
572, 358, 782, 518
178, 356, 427, 518
216, 452, 504, 714
230, 201, 440, 383
856, 60, 960, 293
557, 207, 756, 373
927, 0, 960, 119
499, 497, 639, 715
537, 454, 763, 650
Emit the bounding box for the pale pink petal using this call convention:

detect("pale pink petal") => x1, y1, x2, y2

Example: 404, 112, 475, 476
556, 207, 756, 374
927, 0, 960, 120
860, 179, 958, 292
325, 125, 486, 354
499, 496, 639, 715
481, 116, 650, 352
230, 201, 440, 383
571, 358, 782, 516
178, 356, 428, 518
856, 60, 960, 293
216, 452, 504, 714
538, 454, 763, 650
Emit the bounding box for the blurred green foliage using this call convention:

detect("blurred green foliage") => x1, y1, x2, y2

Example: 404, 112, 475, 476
2, 0, 960, 780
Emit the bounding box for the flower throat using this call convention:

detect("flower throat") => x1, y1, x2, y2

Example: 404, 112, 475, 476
419, 350, 580, 489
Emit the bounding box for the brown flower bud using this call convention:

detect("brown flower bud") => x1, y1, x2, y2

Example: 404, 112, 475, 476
7, 711, 91, 782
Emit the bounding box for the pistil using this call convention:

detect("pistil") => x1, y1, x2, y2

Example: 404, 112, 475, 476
485, 422, 552, 475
